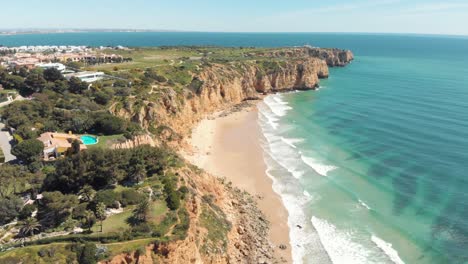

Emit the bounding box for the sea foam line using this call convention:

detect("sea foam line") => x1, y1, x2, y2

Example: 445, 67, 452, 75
281, 137, 304, 149
371, 235, 405, 264
263, 94, 292, 117
301, 155, 338, 177
311, 216, 373, 264
358, 199, 371, 210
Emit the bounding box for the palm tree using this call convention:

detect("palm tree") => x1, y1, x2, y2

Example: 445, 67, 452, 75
133, 200, 150, 223
18, 217, 41, 246
94, 202, 107, 232
79, 185, 96, 202
82, 210, 96, 232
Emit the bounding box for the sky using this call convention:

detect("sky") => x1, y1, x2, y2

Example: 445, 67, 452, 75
1, 0, 468, 35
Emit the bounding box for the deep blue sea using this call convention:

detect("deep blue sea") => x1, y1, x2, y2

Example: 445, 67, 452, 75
2, 32, 468, 264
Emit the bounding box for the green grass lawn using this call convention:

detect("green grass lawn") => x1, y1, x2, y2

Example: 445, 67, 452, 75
91, 200, 167, 234
92, 207, 133, 234
0, 243, 72, 264
149, 200, 168, 224
105, 238, 155, 257
86, 134, 126, 149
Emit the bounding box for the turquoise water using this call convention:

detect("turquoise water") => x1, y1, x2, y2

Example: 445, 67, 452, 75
81, 135, 98, 145
257, 39, 468, 263
2, 32, 468, 263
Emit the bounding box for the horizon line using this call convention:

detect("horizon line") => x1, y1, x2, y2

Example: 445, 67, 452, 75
0, 29, 467, 38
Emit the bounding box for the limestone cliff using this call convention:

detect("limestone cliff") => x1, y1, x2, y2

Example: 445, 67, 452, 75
101, 168, 275, 264
110, 47, 353, 141
105, 47, 353, 263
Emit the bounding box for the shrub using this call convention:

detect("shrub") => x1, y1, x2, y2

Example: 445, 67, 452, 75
78, 242, 97, 264
172, 208, 190, 240
120, 189, 145, 207
95, 190, 121, 208
11, 139, 44, 164
18, 204, 36, 220
0, 196, 23, 225
165, 191, 180, 211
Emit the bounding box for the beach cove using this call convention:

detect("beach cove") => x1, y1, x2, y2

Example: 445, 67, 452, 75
185, 102, 293, 263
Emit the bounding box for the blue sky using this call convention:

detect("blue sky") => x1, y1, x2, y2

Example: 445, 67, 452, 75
2, 0, 468, 35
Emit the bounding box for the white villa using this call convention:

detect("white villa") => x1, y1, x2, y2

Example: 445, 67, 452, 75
64, 71, 105, 83
36, 63, 66, 72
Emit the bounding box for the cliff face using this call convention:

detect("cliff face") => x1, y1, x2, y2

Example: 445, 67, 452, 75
101, 168, 275, 264
105, 47, 353, 263
111, 47, 353, 140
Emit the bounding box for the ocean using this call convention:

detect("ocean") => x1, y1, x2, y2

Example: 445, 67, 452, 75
2, 32, 468, 263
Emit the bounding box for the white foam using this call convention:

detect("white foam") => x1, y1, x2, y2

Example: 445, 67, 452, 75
301, 155, 338, 177
359, 199, 371, 210
263, 94, 292, 117
281, 137, 304, 149
371, 235, 405, 264
258, 102, 283, 130
311, 216, 374, 264
265, 169, 316, 264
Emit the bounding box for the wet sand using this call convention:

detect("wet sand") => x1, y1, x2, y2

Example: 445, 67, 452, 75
185, 104, 292, 263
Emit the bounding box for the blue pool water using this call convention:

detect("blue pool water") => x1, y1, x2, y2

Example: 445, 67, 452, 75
80, 135, 98, 145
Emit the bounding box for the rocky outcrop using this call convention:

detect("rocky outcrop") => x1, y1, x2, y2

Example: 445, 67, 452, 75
255, 46, 354, 67
101, 169, 275, 264
111, 47, 353, 140
111, 134, 157, 149
105, 46, 353, 264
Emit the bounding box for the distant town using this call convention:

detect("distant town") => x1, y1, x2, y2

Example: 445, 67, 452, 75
0, 45, 132, 83
0, 29, 178, 35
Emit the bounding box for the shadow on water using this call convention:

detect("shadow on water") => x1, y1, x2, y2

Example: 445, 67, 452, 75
391, 166, 420, 216
432, 189, 468, 263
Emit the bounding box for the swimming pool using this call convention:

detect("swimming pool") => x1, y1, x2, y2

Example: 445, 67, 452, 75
80, 135, 98, 145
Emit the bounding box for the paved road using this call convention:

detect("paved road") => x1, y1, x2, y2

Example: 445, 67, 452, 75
0, 123, 16, 163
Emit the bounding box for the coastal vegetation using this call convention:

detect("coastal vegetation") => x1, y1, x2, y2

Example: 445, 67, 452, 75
0, 46, 352, 263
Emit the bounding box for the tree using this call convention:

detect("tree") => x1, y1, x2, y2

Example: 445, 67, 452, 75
132, 200, 149, 223
120, 189, 145, 207
18, 217, 41, 238
23, 73, 46, 95
81, 210, 96, 232
163, 177, 180, 210
94, 190, 120, 208
37, 191, 79, 228
78, 242, 97, 264
18, 67, 29, 77
69, 139, 81, 155
0, 73, 24, 90
43, 68, 63, 82
18, 204, 36, 220
79, 185, 96, 202
92, 112, 127, 135
12, 139, 44, 164
94, 202, 106, 232
129, 164, 146, 185
52, 79, 69, 93
0, 196, 23, 225
165, 190, 181, 211
68, 77, 88, 94
66, 61, 83, 69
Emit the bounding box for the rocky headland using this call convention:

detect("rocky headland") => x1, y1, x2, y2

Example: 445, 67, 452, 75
106, 46, 353, 263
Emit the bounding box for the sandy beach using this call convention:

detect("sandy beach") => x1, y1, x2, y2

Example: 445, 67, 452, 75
185, 102, 292, 263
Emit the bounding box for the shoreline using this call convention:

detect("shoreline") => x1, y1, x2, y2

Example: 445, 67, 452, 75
184, 101, 292, 263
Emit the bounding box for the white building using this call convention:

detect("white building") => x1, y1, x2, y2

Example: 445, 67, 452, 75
64, 71, 105, 83
36, 63, 66, 72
